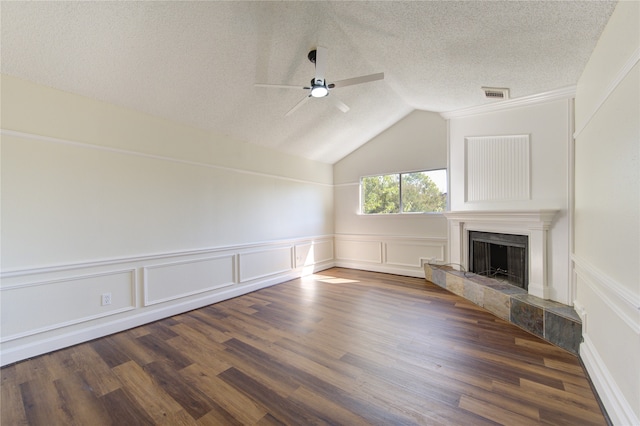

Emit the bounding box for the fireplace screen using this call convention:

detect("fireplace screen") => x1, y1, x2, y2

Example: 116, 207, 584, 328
468, 231, 528, 289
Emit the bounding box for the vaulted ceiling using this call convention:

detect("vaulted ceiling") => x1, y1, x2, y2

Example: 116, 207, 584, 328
1, 1, 617, 164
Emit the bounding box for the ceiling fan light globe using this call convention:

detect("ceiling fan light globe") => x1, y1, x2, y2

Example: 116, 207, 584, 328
310, 86, 329, 98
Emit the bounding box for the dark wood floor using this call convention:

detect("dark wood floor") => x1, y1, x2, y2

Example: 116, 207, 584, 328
1, 268, 606, 425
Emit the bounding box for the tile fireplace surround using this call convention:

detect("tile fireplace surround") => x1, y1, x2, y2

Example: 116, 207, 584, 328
435, 210, 581, 353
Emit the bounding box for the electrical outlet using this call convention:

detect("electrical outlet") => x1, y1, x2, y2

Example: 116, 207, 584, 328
101, 293, 112, 306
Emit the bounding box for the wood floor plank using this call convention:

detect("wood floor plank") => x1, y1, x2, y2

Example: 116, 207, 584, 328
165, 324, 230, 373
543, 356, 590, 376
0, 268, 607, 425
90, 335, 132, 368
20, 378, 73, 425
180, 363, 268, 425
101, 388, 156, 426
53, 372, 113, 426
348, 366, 497, 426
111, 360, 187, 424
459, 394, 542, 426
519, 378, 603, 412
339, 351, 461, 407
69, 344, 123, 397
217, 367, 307, 425
13, 356, 56, 385
108, 330, 158, 366
1, 377, 28, 425
461, 381, 542, 422
195, 408, 245, 426
142, 360, 218, 420
288, 385, 371, 425
491, 379, 604, 424
174, 313, 232, 344
136, 333, 194, 370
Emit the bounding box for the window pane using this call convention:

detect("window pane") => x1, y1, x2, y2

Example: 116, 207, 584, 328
401, 170, 447, 212
361, 174, 400, 214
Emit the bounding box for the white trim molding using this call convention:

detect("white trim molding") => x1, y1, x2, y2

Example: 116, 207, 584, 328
0, 235, 333, 278
581, 334, 640, 426
0, 129, 333, 187
440, 85, 576, 120
572, 254, 640, 335
574, 47, 640, 140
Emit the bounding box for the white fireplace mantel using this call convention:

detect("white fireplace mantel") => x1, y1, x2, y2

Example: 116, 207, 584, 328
443, 210, 559, 299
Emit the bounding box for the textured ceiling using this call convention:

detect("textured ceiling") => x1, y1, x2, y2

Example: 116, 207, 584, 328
1, 1, 616, 164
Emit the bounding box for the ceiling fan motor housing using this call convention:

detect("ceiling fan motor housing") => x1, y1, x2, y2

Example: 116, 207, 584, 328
307, 49, 317, 64
310, 78, 329, 97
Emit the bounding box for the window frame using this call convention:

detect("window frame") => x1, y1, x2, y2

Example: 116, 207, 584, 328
359, 168, 448, 215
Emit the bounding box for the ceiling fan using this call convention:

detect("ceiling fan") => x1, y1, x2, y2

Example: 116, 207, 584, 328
255, 46, 384, 116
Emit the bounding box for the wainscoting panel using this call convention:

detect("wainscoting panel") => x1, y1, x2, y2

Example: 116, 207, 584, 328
385, 241, 446, 268
0, 269, 136, 342
295, 240, 334, 268
573, 254, 640, 334
465, 134, 530, 202
574, 253, 640, 426
0, 236, 333, 366
335, 235, 447, 278
143, 255, 235, 306
238, 246, 294, 283
334, 239, 382, 264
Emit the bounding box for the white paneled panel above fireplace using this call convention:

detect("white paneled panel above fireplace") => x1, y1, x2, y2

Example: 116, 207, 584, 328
465, 135, 530, 202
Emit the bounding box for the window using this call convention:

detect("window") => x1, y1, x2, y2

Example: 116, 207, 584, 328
361, 169, 447, 214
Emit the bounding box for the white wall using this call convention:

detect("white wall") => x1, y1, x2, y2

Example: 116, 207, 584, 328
333, 110, 448, 276
0, 75, 335, 365
573, 1, 640, 424
446, 97, 573, 304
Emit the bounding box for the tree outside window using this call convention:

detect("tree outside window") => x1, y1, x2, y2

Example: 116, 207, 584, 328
361, 170, 446, 214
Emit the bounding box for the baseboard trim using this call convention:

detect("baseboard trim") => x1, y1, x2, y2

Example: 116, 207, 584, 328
580, 334, 640, 426
334, 261, 425, 279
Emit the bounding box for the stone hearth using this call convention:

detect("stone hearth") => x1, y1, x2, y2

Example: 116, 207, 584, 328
425, 263, 581, 354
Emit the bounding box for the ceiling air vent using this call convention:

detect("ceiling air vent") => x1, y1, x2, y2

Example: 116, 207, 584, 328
482, 87, 510, 99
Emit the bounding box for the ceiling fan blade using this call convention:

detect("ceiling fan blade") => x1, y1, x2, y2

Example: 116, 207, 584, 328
314, 46, 327, 84
330, 72, 384, 89
331, 95, 350, 113
285, 95, 311, 116
255, 83, 307, 90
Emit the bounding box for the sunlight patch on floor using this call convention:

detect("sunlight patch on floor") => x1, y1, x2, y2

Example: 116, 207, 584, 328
303, 274, 360, 284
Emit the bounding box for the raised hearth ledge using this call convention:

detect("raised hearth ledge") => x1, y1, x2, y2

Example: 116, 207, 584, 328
425, 264, 581, 354
443, 210, 559, 300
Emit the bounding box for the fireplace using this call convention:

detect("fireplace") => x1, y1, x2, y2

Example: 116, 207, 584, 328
443, 210, 558, 300
468, 231, 528, 289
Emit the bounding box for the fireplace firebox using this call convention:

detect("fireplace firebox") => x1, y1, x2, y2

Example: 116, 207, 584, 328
468, 231, 528, 289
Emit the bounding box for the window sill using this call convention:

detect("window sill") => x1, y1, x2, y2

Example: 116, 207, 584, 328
357, 211, 445, 216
